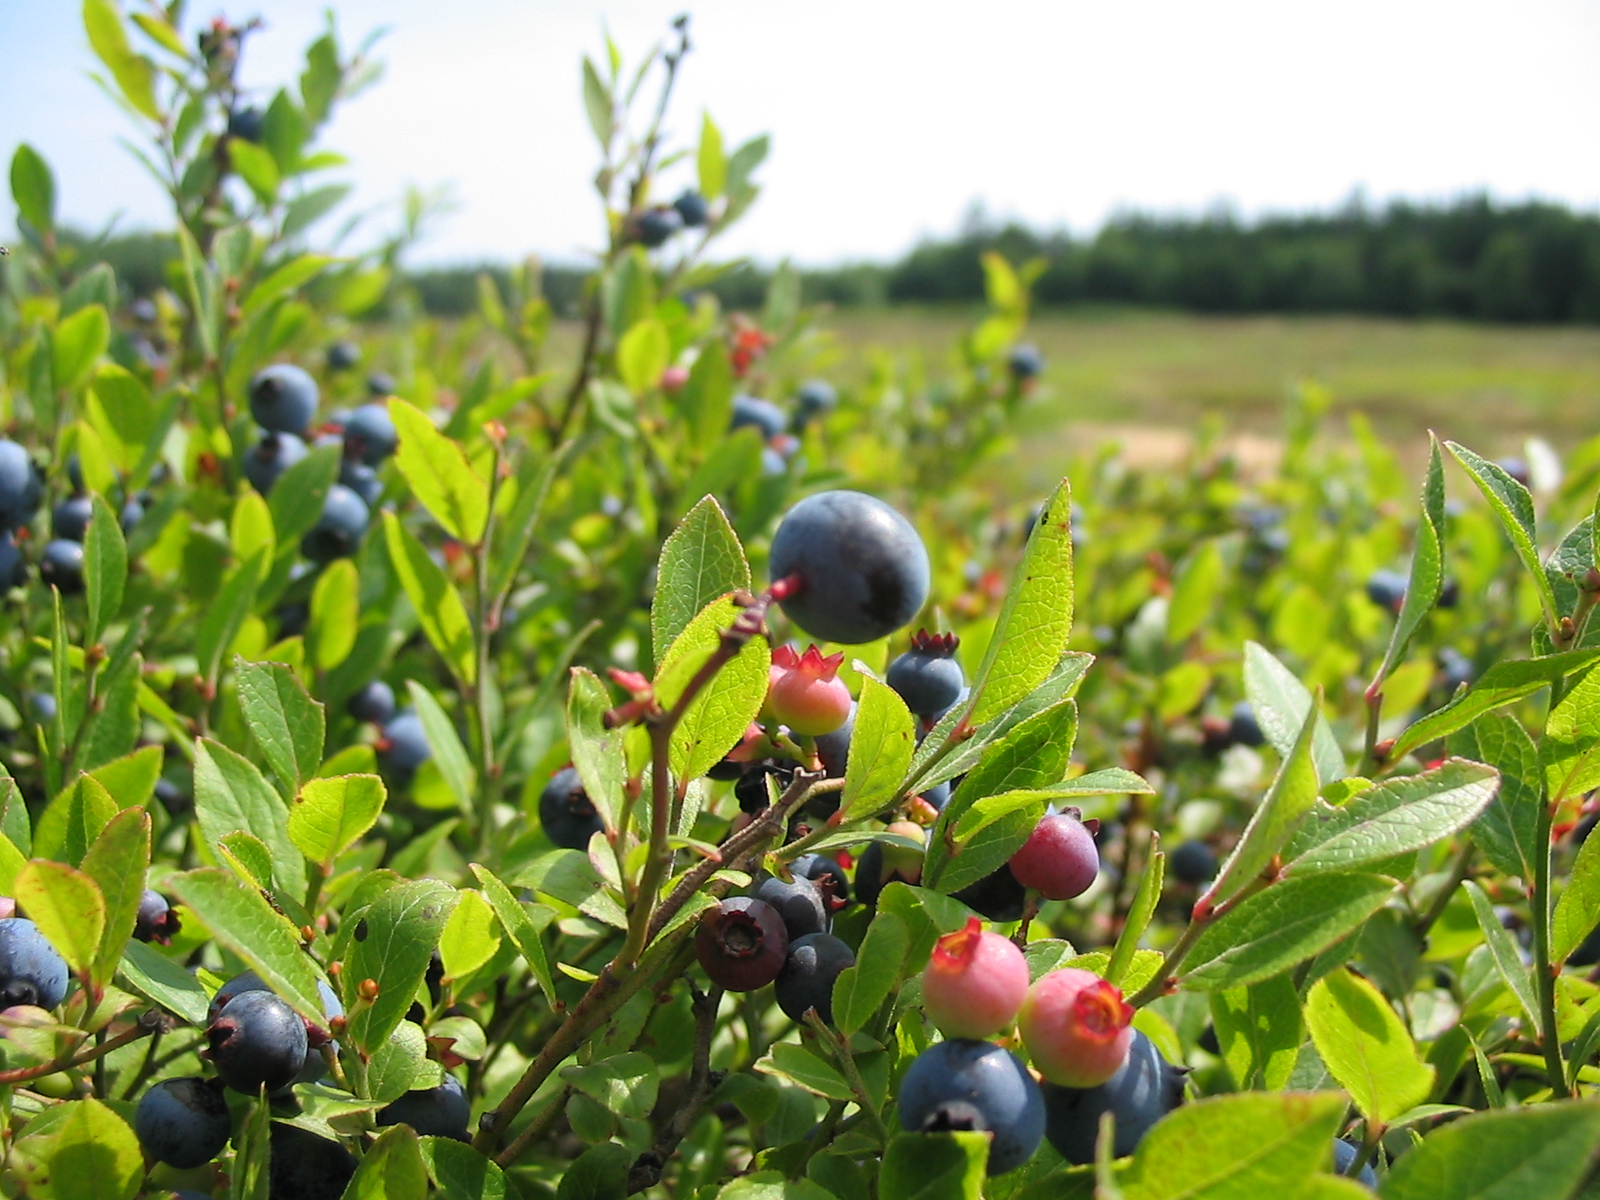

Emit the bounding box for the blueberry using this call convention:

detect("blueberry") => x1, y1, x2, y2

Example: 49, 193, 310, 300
207, 989, 309, 1094
134, 888, 180, 944
51, 494, 93, 542
887, 631, 964, 717
31, 691, 57, 723
735, 760, 796, 814
348, 681, 397, 725
269, 1122, 356, 1200
367, 371, 397, 397
0, 531, 27, 589
119, 497, 145, 534
155, 778, 189, 815
1227, 700, 1264, 748
815, 704, 855, 779
774, 932, 854, 1025
378, 710, 431, 774
795, 380, 837, 423
301, 484, 369, 562
326, 340, 361, 371
339, 459, 383, 507
1007, 344, 1043, 381
208, 970, 342, 1085
791, 853, 851, 909
696, 897, 790, 991
899, 1039, 1045, 1175
343, 402, 398, 465
1365, 569, 1407, 612
1332, 1138, 1378, 1188
1437, 576, 1460, 609
135, 1076, 230, 1169
249, 364, 320, 435
539, 766, 604, 850
1568, 922, 1600, 967
952, 865, 1028, 923
243, 432, 309, 496
634, 205, 683, 247
1497, 456, 1531, 487
1168, 840, 1216, 886
920, 780, 951, 811
751, 874, 829, 940
1439, 647, 1474, 692
731, 395, 788, 441
228, 105, 266, 142
0, 917, 70, 1008
0, 440, 43, 531
39, 539, 85, 594
1040, 1030, 1185, 1164
376, 1072, 471, 1141
761, 445, 788, 477
130, 297, 159, 323
673, 190, 711, 228
769, 490, 931, 645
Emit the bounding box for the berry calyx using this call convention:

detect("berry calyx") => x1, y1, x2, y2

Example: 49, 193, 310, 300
695, 897, 789, 991
765, 645, 852, 735
886, 630, 965, 718
921, 916, 1030, 1039
1018, 968, 1134, 1087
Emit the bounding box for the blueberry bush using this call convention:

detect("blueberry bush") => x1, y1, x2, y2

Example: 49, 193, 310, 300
1, 7, 1599, 1200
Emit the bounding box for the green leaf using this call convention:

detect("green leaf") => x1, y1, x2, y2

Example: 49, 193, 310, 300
196, 548, 268, 689
269, 442, 342, 548
439, 888, 500, 982
119, 938, 209, 1024
559, 1142, 631, 1200
172, 867, 325, 1024
239, 254, 333, 323
343, 878, 460, 1053
1048, 768, 1155, 798
1166, 540, 1223, 645
1553, 817, 1600, 963
343, 1123, 430, 1200
679, 339, 735, 450
581, 56, 614, 146
716, 1174, 835, 1200
368, 1020, 437, 1104
470, 863, 557, 1006
86, 365, 163, 484
1375, 1102, 1600, 1200
565, 668, 625, 835
1542, 662, 1600, 804
1463, 880, 1539, 1024
651, 496, 751, 664
1305, 968, 1434, 1123
1282, 759, 1499, 876
1107, 835, 1163, 989
389, 397, 489, 544
228, 139, 281, 205
879, 1132, 989, 1200
1116, 1091, 1347, 1200
83, 0, 159, 120
419, 1137, 509, 1200
14, 859, 105, 981
36, 1097, 144, 1200
832, 910, 909, 1036
618, 318, 671, 394
1203, 701, 1320, 909
1448, 714, 1541, 883
1446, 440, 1559, 631
965, 478, 1074, 726
80, 806, 149, 990
1243, 642, 1346, 785
562, 1051, 659, 1118
34, 774, 118, 866
82, 495, 127, 648
53, 304, 111, 392
309, 558, 360, 671
11, 143, 55, 232
755, 1040, 854, 1100
219, 830, 274, 889
698, 111, 726, 199
288, 774, 386, 868
1376, 437, 1447, 682
840, 677, 916, 822
1210, 973, 1304, 1091
194, 737, 306, 895
406, 681, 476, 815
237, 657, 325, 792
382, 512, 476, 684
1182, 873, 1396, 991
655, 595, 772, 782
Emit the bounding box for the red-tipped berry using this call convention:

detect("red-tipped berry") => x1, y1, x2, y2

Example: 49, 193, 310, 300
1018, 967, 1134, 1087
921, 916, 1029, 1039
765, 644, 853, 736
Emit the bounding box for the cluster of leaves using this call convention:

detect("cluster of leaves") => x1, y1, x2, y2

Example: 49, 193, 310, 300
0, 5, 1599, 1200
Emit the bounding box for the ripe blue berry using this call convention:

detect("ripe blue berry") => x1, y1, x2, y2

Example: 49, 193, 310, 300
228, 105, 266, 142
135, 1076, 231, 1169
815, 703, 855, 779
795, 380, 837, 424
119, 496, 145, 534
134, 889, 180, 943
952, 864, 1028, 923
348, 680, 397, 725
0, 532, 28, 590
379, 711, 431, 774
887, 630, 965, 717
339, 459, 383, 507
208, 970, 342, 1085
1227, 700, 1264, 747
0, 440, 43, 532
51, 494, 93, 542
30, 692, 57, 723
1365, 569, 1407, 612
769, 490, 931, 645
1040, 1029, 1185, 1164
1497, 456, 1531, 487
155, 778, 188, 815
377, 1072, 471, 1141
0, 918, 70, 1008
1007, 344, 1043, 381
249, 364, 320, 435
898, 1039, 1045, 1176
301, 483, 369, 562
774, 932, 854, 1026
326, 340, 361, 371
269, 1122, 356, 1200
539, 766, 604, 850
207, 989, 309, 1094
1439, 647, 1474, 692
634, 205, 683, 247
751, 874, 829, 940
673, 190, 711, 228
367, 371, 397, 397
791, 854, 850, 909
696, 897, 790, 991
1168, 840, 1216, 886
243, 432, 309, 496
1332, 1138, 1378, 1188
39, 539, 85, 594
731, 395, 788, 441
343, 402, 398, 465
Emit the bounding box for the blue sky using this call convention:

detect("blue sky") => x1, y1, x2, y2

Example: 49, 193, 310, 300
3, 0, 1598, 266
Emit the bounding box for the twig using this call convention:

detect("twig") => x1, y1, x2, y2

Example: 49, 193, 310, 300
0, 1011, 161, 1085
627, 985, 725, 1194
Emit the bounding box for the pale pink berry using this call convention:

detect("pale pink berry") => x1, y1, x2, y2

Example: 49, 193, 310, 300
765, 645, 853, 736
661, 365, 690, 392
921, 916, 1029, 1039
1018, 967, 1134, 1087
1009, 812, 1099, 900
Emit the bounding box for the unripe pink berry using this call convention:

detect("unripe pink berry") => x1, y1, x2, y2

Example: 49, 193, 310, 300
1009, 812, 1099, 900
765, 645, 853, 736
661, 365, 690, 392
1018, 967, 1134, 1087
921, 916, 1029, 1039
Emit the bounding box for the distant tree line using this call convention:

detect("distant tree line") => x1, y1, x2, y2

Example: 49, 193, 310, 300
46, 194, 1600, 323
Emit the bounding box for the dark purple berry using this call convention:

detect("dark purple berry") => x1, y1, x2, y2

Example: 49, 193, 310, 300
887, 630, 964, 717
696, 897, 790, 991
347, 681, 396, 725
898, 1039, 1045, 1176
1168, 840, 1216, 886
952, 864, 1028, 923
249, 364, 320, 435
1041, 1030, 1185, 1164
539, 766, 604, 850
1009, 813, 1099, 900
774, 932, 854, 1026
0, 918, 70, 1008
135, 1076, 231, 1169
751, 874, 829, 940
134, 888, 180, 944
376, 1072, 470, 1141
